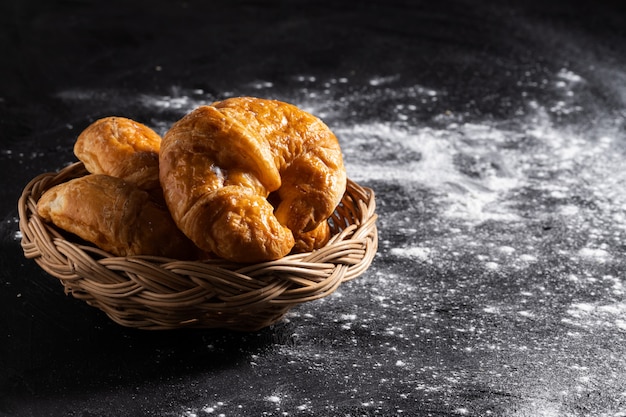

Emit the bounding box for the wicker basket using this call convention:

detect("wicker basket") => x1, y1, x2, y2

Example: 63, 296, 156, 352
18, 162, 378, 331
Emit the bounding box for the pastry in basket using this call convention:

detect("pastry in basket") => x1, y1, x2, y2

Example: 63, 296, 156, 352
74, 116, 162, 192
159, 97, 347, 263
36, 174, 198, 258
19, 99, 376, 330
38, 116, 200, 259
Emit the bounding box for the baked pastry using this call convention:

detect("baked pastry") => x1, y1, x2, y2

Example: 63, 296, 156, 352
293, 221, 331, 254
37, 174, 198, 259
74, 116, 162, 191
159, 97, 346, 262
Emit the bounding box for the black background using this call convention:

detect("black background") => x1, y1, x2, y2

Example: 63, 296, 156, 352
2, 1, 626, 416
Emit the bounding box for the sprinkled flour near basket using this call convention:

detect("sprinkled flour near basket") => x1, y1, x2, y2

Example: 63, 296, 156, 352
563, 301, 626, 331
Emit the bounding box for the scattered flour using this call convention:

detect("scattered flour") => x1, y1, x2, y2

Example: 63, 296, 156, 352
484, 262, 499, 270
265, 395, 282, 404
564, 301, 626, 332
337, 120, 522, 225
577, 247, 611, 262
390, 246, 431, 261
556, 67, 585, 84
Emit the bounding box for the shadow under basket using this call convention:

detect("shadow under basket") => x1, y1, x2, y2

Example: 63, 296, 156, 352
18, 162, 378, 331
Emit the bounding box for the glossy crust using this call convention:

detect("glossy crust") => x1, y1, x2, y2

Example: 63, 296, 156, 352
37, 174, 198, 258
159, 97, 346, 262
74, 117, 162, 191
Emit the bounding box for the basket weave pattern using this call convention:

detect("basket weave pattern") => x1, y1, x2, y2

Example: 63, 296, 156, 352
18, 162, 378, 330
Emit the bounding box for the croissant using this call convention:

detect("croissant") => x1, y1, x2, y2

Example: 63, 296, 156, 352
159, 97, 347, 263
74, 116, 162, 191
37, 174, 198, 259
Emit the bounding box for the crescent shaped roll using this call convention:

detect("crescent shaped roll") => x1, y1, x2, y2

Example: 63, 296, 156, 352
37, 174, 199, 259
159, 97, 347, 263
74, 116, 162, 191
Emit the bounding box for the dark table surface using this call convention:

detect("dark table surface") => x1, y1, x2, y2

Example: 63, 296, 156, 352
2, 1, 626, 416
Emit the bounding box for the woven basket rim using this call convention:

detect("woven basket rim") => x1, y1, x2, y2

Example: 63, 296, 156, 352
18, 162, 378, 331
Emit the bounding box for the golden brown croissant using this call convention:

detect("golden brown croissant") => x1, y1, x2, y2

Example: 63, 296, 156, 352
74, 116, 162, 191
159, 97, 346, 263
37, 174, 198, 259
292, 221, 331, 254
